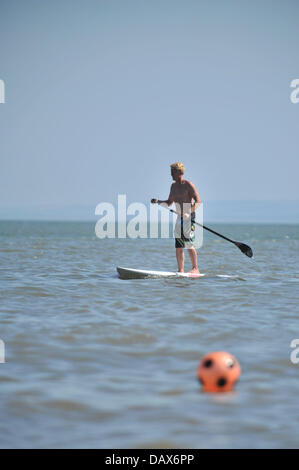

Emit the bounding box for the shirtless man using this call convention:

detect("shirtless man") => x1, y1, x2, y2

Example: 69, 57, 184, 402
151, 162, 201, 274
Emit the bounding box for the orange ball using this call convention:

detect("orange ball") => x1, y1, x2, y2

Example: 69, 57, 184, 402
197, 351, 241, 393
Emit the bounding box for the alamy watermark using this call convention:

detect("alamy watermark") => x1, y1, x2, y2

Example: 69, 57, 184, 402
0, 79, 5, 103
290, 339, 299, 364
290, 79, 299, 104
0, 339, 5, 363
95, 195, 203, 249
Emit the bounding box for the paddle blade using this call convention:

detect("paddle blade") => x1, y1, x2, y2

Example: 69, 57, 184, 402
234, 241, 253, 258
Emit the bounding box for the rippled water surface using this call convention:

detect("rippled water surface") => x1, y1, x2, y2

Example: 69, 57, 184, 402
0, 221, 299, 448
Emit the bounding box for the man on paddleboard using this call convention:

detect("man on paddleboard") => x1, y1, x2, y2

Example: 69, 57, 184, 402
151, 162, 201, 274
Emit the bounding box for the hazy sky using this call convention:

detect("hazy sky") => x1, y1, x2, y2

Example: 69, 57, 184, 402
0, 0, 298, 219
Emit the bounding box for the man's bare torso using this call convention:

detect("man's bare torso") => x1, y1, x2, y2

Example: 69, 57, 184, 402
170, 179, 198, 216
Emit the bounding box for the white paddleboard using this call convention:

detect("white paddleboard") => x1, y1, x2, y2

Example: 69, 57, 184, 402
117, 266, 205, 279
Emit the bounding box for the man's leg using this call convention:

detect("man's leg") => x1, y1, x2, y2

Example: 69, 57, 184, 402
176, 247, 184, 272
187, 247, 199, 274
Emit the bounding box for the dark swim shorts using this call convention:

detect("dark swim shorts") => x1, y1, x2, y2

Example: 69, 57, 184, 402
175, 213, 196, 248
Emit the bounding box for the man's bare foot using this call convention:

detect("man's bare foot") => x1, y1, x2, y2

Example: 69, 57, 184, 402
188, 267, 200, 275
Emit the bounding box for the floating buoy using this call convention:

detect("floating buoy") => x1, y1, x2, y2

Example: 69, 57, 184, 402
197, 351, 241, 392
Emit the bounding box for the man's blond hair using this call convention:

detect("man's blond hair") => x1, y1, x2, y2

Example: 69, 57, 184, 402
170, 162, 185, 175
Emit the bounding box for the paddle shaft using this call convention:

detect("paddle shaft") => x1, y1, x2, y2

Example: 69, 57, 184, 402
167, 208, 236, 245
156, 202, 253, 257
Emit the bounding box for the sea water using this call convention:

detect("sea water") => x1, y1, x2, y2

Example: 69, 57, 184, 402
0, 221, 298, 448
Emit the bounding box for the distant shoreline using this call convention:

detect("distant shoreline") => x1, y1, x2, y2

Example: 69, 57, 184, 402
0, 219, 298, 225
0, 201, 298, 223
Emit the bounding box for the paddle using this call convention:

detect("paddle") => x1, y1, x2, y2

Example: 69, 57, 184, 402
159, 204, 253, 258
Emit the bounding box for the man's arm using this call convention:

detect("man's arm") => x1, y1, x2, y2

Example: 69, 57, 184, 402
188, 181, 201, 212
151, 185, 174, 206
